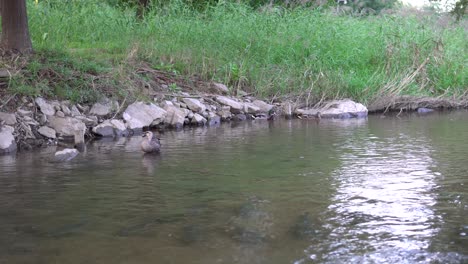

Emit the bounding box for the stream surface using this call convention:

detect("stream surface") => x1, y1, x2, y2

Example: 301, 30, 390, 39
0, 111, 467, 264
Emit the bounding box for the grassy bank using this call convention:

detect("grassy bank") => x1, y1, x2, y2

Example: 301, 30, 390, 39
2, 0, 467, 105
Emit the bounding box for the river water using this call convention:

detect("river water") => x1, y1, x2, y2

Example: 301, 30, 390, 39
0, 112, 467, 264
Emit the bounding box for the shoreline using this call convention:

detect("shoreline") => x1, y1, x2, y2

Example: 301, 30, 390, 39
1, 90, 467, 155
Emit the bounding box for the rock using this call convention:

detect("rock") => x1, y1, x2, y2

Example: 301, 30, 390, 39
110, 119, 128, 136
47, 116, 86, 137
0, 112, 17, 125
61, 105, 71, 116
38, 114, 47, 125
160, 100, 175, 109
17, 109, 32, 117
123, 102, 167, 130
56, 111, 65, 118
237, 90, 248, 97
90, 100, 118, 116
54, 148, 79, 162
35, 97, 56, 116
38, 126, 56, 139
191, 113, 207, 126
70, 105, 81, 117
417, 107, 434, 114
163, 104, 185, 129
76, 104, 89, 114
243, 103, 261, 114
212, 82, 230, 94
282, 102, 293, 118
207, 115, 221, 126
0, 125, 16, 154
290, 212, 321, 240
217, 106, 232, 121
187, 111, 194, 119
75, 115, 98, 127
216, 96, 244, 114
296, 99, 368, 119
182, 98, 206, 113
252, 100, 274, 113
228, 196, 274, 244
23, 116, 39, 126
233, 114, 247, 122
92, 121, 115, 137
181, 108, 191, 117
93, 119, 128, 137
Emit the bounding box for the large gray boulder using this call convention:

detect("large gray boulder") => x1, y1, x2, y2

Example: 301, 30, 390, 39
182, 98, 206, 113
243, 103, 261, 114
38, 126, 57, 139
216, 96, 244, 114
252, 100, 274, 113
123, 102, 167, 130
92, 119, 128, 137
47, 116, 86, 137
296, 99, 368, 119
0, 125, 16, 154
35, 97, 56, 116
163, 102, 186, 129
191, 113, 207, 126
0, 112, 16, 125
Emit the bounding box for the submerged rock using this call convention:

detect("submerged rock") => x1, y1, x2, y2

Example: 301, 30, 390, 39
0, 125, 17, 155
53, 148, 79, 162
417, 107, 435, 114
233, 114, 247, 122
228, 196, 274, 244
207, 114, 221, 126
290, 212, 321, 240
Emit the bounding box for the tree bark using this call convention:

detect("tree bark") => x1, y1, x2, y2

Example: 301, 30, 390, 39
136, 0, 149, 20
0, 0, 33, 54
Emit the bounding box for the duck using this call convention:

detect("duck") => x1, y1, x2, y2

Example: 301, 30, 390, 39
141, 131, 161, 153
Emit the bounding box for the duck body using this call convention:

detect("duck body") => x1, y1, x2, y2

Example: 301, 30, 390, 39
141, 131, 161, 153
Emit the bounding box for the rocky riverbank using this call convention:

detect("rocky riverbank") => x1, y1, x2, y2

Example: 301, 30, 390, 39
0, 85, 371, 155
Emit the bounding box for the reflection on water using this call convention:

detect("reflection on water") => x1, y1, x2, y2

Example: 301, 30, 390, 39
0, 112, 467, 264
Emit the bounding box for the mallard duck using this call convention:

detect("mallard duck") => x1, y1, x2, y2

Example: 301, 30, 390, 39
141, 131, 161, 153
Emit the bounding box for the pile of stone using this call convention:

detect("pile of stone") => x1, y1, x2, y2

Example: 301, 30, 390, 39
0, 91, 368, 155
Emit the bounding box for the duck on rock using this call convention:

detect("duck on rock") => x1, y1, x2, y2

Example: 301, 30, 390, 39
141, 131, 161, 153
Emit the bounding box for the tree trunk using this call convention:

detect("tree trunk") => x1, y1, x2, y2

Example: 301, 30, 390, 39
136, 0, 149, 20
0, 0, 33, 54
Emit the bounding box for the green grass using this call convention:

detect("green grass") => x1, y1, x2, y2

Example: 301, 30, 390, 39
10, 0, 468, 103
